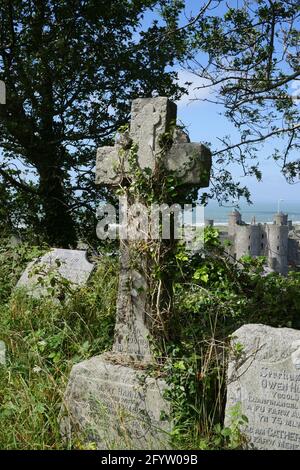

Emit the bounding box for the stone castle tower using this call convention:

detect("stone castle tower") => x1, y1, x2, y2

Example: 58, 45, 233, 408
216, 210, 299, 275
265, 213, 289, 275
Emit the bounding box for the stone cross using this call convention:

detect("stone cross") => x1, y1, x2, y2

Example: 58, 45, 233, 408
96, 97, 211, 187
96, 97, 211, 362
62, 98, 211, 448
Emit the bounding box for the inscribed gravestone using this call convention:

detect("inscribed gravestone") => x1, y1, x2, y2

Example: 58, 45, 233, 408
225, 324, 300, 450
17, 248, 94, 296
62, 355, 170, 449
62, 97, 212, 449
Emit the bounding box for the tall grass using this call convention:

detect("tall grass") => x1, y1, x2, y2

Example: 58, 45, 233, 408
0, 243, 117, 449
1, 235, 298, 449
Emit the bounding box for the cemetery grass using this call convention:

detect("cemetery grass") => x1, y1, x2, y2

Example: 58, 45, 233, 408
0, 235, 300, 449
0, 241, 118, 449
161, 228, 300, 449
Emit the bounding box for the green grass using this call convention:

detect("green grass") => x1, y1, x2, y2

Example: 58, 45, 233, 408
0, 243, 117, 449
1, 234, 300, 450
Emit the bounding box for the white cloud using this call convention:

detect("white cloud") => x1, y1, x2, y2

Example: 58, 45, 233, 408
291, 80, 300, 106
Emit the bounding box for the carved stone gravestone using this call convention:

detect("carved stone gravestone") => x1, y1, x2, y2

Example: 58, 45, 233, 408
9, 234, 22, 247
17, 248, 94, 297
225, 324, 300, 450
62, 97, 212, 449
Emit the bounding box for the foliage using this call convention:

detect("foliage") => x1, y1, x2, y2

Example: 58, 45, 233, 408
0, 228, 300, 449
0, 243, 117, 449
112, 123, 202, 351
0, 0, 192, 246
162, 227, 300, 448
184, 0, 300, 203
0, 239, 47, 303
112, 125, 300, 449
28, 259, 78, 301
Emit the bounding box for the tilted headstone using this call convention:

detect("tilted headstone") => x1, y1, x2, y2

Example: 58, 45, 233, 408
62, 97, 212, 449
17, 248, 94, 297
225, 324, 300, 450
9, 234, 22, 247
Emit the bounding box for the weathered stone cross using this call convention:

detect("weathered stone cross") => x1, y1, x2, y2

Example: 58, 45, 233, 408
96, 97, 211, 363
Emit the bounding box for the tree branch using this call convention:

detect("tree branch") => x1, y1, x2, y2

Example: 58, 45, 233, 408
213, 123, 300, 157
0, 167, 39, 195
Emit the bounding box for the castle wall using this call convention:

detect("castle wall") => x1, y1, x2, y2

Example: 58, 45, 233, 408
228, 211, 242, 236
235, 225, 262, 259
205, 219, 214, 227
213, 210, 299, 275
265, 224, 289, 275
273, 213, 288, 226
288, 238, 300, 266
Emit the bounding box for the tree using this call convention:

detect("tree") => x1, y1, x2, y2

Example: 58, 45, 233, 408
0, 0, 189, 246
182, 0, 300, 203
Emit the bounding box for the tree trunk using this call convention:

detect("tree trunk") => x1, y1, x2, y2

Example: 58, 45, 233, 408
38, 163, 77, 248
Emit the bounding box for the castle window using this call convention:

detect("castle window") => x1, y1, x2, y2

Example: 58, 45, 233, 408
248, 235, 251, 239
248, 246, 250, 250
262, 234, 264, 239
261, 243, 264, 249
277, 246, 280, 251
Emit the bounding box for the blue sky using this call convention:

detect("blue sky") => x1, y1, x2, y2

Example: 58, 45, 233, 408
159, 0, 300, 204
176, 89, 300, 203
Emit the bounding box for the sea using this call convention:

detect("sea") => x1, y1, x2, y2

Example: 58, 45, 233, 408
204, 201, 300, 226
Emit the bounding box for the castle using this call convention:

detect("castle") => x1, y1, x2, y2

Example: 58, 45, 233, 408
206, 211, 300, 275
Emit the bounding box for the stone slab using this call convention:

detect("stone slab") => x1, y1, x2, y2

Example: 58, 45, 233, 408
225, 324, 300, 450
61, 354, 171, 449
17, 248, 94, 296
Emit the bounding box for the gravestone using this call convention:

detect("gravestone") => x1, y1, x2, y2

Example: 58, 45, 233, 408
225, 324, 300, 450
62, 97, 212, 449
17, 248, 94, 297
9, 234, 22, 247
